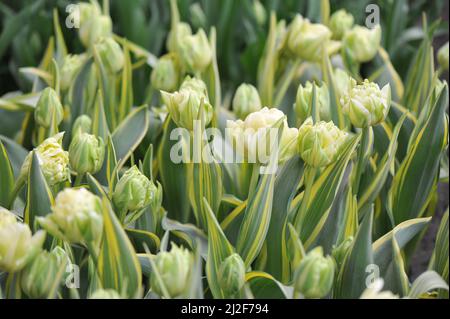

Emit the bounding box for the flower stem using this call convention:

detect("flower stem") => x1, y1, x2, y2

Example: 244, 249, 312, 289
352, 126, 371, 195
295, 166, 316, 232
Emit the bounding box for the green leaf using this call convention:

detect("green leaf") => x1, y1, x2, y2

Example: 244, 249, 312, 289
429, 210, 448, 298
246, 271, 293, 299
408, 271, 449, 298
383, 236, 410, 296
373, 217, 431, 276
0, 135, 28, 178
264, 155, 304, 282
118, 45, 133, 122
125, 228, 160, 254
98, 197, 142, 298
334, 211, 374, 299
389, 84, 448, 224
112, 105, 149, 164
24, 152, 54, 230
0, 139, 14, 207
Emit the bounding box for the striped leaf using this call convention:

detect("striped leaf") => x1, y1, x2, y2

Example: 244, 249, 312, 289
408, 271, 449, 298
98, 197, 142, 298
389, 84, 448, 225
0, 139, 14, 207
429, 210, 448, 298
245, 271, 293, 299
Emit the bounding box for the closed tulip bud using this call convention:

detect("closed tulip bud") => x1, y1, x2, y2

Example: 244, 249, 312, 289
293, 247, 335, 298
60, 54, 84, 92
150, 244, 193, 298
438, 42, 449, 71
34, 87, 64, 128
334, 68, 352, 98
252, 0, 266, 26
179, 29, 212, 73
0, 209, 45, 272
72, 115, 92, 136
297, 117, 348, 168
218, 254, 246, 296
329, 9, 354, 40
161, 78, 213, 131
90, 289, 121, 299
331, 237, 353, 268
342, 25, 381, 63
232, 83, 262, 119
340, 79, 391, 128
113, 166, 157, 214
151, 54, 180, 92
79, 14, 112, 48
20, 247, 68, 298
78, 2, 101, 25
37, 188, 103, 245
20, 133, 70, 186
167, 22, 192, 54
180, 76, 209, 96
226, 107, 299, 164
295, 81, 330, 124
69, 132, 105, 175
95, 37, 124, 74
287, 15, 331, 62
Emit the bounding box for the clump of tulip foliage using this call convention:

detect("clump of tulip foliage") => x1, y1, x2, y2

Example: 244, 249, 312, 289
0, 0, 449, 299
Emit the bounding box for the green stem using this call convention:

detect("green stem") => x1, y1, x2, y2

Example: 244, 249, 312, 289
295, 166, 316, 232
7, 176, 25, 209
273, 59, 301, 107
74, 173, 84, 187
352, 126, 371, 195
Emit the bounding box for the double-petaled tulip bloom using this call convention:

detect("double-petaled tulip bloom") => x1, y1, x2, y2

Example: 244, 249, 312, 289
178, 29, 212, 74
60, 54, 84, 92
287, 15, 332, 62
438, 42, 449, 71
150, 244, 193, 298
0, 208, 46, 273
226, 107, 299, 164
232, 83, 262, 120
293, 246, 335, 298
297, 117, 348, 168
161, 76, 213, 130
342, 25, 381, 63
340, 79, 391, 128
20, 133, 70, 186
37, 188, 103, 246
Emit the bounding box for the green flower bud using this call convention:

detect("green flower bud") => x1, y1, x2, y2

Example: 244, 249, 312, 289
342, 25, 381, 63
150, 244, 193, 298
20, 133, 70, 186
34, 87, 64, 128
78, 2, 101, 25
95, 37, 124, 74
218, 254, 246, 296
252, 0, 267, 26
113, 166, 157, 213
293, 247, 335, 298
340, 79, 391, 128
334, 68, 352, 98
331, 237, 353, 268
161, 78, 213, 131
297, 117, 348, 168
69, 132, 105, 175
0, 209, 45, 272
167, 22, 192, 54
179, 76, 209, 96
90, 289, 121, 299
438, 42, 449, 71
287, 15, 331, 62
178, 29, 212, 73
151, 54, 180, 92
294, 81, 330, 124
20, 247, 68, 298
37, 188, 103, 245
72, 115, 92, 136
232, 83, 262, 119
226, 107, 299, 164
329, 9, 354, 40
60, 54, 84, 92
79, 13, 112, 48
